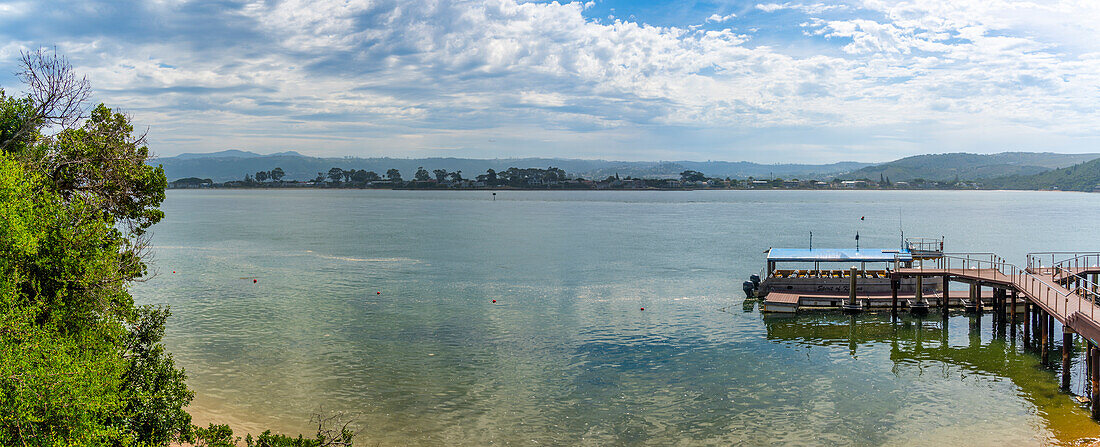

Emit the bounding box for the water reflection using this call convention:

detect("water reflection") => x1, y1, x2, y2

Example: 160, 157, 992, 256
763, 312, 1099, 444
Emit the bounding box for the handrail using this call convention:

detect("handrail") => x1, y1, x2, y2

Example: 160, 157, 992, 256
905, 237, 944, 253
1026, 251, 1100, 269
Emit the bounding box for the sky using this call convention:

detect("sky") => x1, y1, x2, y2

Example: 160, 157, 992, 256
2, 0, 1100, 162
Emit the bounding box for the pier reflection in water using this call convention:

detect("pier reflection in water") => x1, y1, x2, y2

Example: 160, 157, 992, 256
762, 311, 1097, 443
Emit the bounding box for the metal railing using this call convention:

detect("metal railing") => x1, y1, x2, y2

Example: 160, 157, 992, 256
895, 252, 1100, 323
905, 237, 944, 253
1026, 251, 1100, 270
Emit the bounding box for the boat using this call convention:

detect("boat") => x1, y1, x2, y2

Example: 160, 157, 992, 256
747, 238, 946, 313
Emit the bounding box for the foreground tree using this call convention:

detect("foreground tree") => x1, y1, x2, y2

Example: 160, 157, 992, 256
1, 50, 191, 445
0, 49, 90, 154
1, 49, 357, 447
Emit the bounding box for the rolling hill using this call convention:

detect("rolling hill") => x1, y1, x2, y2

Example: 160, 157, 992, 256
984, 157, 1100, 191
148, 150, 1100, 186
148, 151, 871, 182
837, 152, 1100, 182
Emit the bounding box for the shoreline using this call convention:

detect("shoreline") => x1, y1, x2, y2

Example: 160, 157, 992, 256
167, 186, 1097, 193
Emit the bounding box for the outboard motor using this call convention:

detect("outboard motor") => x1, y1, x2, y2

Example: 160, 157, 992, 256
750, 274, 761, 288
743, 280, 756, 298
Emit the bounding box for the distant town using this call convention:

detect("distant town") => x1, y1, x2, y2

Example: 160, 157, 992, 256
169, 166, 986, 190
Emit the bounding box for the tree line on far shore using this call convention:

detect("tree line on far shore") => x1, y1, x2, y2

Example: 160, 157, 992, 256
171, 165, 983, 191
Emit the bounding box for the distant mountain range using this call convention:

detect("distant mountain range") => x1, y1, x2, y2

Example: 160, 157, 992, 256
149, 150, 872, 182
837, 152, 1100, 182
148, 150, 1100, 185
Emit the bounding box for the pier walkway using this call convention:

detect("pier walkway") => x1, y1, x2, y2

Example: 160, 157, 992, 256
893, 253, 1100, 342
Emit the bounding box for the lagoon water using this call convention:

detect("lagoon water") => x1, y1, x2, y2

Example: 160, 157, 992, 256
134, 189, 1100, 445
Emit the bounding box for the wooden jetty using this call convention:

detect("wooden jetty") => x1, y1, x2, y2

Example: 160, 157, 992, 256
763, 250, 1100, 419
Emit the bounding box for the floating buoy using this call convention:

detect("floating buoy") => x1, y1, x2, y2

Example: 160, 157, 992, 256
640, 307, 645, 311
492, 299, 496, 303
172, 271, 176, 273
253, 279, 257, 283
377, 291, 381, 295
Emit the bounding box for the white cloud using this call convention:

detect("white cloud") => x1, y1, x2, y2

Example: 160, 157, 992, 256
3, 0, 1100, 161
756, 3, 848, 14
706, 13, 736, 23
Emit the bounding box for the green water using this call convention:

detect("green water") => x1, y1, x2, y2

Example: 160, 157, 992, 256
133, 189, 1100, 445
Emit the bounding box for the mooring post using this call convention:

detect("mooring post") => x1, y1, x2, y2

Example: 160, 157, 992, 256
849, 267, 857, 307
916, 275, 924, 305
942, 275, 950, 318
1063, 328, 1074, 390
891, 279, 899, 317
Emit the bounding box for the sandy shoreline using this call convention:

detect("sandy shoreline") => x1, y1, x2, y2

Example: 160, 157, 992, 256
185, 393, 314, 440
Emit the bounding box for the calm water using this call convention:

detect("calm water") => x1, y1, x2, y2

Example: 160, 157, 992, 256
134, 190, 1100, 445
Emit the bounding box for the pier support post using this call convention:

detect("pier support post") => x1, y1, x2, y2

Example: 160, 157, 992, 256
1032, 305, 1038, 345
992, 288, 999, 335
1062, 328, 1074, 390
916, 275, 924, 304
1089, 345, 1094, 400
1049, 314, 1056, 354
1023, 301, 1031, 348
997, 288, 1007, 338
1041, 309, 1049, 364
969, 282, 979, 314
1010, 289, 1017, 339
1092, 344, 1100, 420
942, 275, 950, 318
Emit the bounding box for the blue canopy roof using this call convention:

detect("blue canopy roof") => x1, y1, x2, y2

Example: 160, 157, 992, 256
767, 248, 911, 263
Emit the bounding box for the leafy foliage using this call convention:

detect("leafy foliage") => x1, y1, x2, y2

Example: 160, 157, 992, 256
2, 50, 356, 447
0, 52, 187, 446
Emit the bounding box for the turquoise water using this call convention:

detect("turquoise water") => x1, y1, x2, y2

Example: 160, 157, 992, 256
133, 190, 1100, 445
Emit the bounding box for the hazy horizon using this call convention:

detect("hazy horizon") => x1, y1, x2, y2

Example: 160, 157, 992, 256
5, 1, 1100, 163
